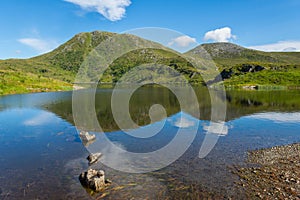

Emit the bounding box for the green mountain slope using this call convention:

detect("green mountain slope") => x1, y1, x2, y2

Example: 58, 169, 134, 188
0, 31, 205, 95
0, 31, 119, 95
189, 43, 300, 66
35, 31, 116, 73
1, 31, 300, 95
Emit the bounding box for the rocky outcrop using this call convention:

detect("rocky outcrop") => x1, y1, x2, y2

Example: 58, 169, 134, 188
221, 69, 233, 79
239, 64, 264, 73
208, 64, 265, 85
79, 169, 110, 192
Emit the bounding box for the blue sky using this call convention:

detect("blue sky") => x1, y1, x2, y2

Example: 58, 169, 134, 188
1, 0, 300, 59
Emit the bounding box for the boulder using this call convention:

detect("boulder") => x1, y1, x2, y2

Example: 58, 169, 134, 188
79, 169, 107, 192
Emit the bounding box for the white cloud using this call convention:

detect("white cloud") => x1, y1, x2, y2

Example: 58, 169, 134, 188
204, 27, 236, 42
168, 36, 197, 47
18, 38, 58, 53
64, 0, 131, 21
173, 117, 195, 128
203, 122, 228, 136
23, 112, 58, 126
247, 112, 300, 123
249, 41, 300, 52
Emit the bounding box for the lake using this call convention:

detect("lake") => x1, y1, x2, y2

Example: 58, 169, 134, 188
0, 86, 300, 199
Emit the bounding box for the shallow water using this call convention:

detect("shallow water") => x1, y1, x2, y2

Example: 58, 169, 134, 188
0, 87, 300, 199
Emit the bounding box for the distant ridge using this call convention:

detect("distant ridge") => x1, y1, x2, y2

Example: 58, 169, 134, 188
188, 42, 300, 66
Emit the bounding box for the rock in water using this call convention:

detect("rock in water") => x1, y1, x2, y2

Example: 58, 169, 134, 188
79, 131, 96, 143
79, 169, 106, 192
87, 153, 102, 165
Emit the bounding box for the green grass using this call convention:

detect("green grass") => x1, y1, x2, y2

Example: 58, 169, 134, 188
221, 64, 300, 87
0, 69, 72, 95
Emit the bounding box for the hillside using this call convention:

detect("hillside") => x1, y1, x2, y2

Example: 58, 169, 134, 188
0, 31, 203, 95
34, 31, 205, 84
35, 31, 116, 74
188, 43, 300, 66
0, 31, 115, 95
1, 31, 300, 95
187, 43, 300, 87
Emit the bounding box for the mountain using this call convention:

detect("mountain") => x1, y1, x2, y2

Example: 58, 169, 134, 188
35, 31, 204, 84
0, 31, 113, 95
187, 43, 300, 87
1, 31, 300, 95
188, 42, 300, 66
35, 31, 116, 73
1, 31, 207, 95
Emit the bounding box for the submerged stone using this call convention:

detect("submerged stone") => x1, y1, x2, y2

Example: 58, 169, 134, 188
79, 131, 96, 144
79, 169, 109, 192
87, 153, 102, 165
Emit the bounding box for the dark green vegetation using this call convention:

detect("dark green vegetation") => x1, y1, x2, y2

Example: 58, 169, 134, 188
1, 31, 300, 95
101, 48, 203, 84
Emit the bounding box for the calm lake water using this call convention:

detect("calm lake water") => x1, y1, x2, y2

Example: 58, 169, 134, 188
0, 86, 300, 199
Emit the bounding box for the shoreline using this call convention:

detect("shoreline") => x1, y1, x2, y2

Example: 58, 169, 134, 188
235, 143, 300, 199
0, 87, 73, 97
1, 84, 300, 97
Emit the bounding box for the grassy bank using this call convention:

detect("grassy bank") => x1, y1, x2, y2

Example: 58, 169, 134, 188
0, 69, 72, 95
